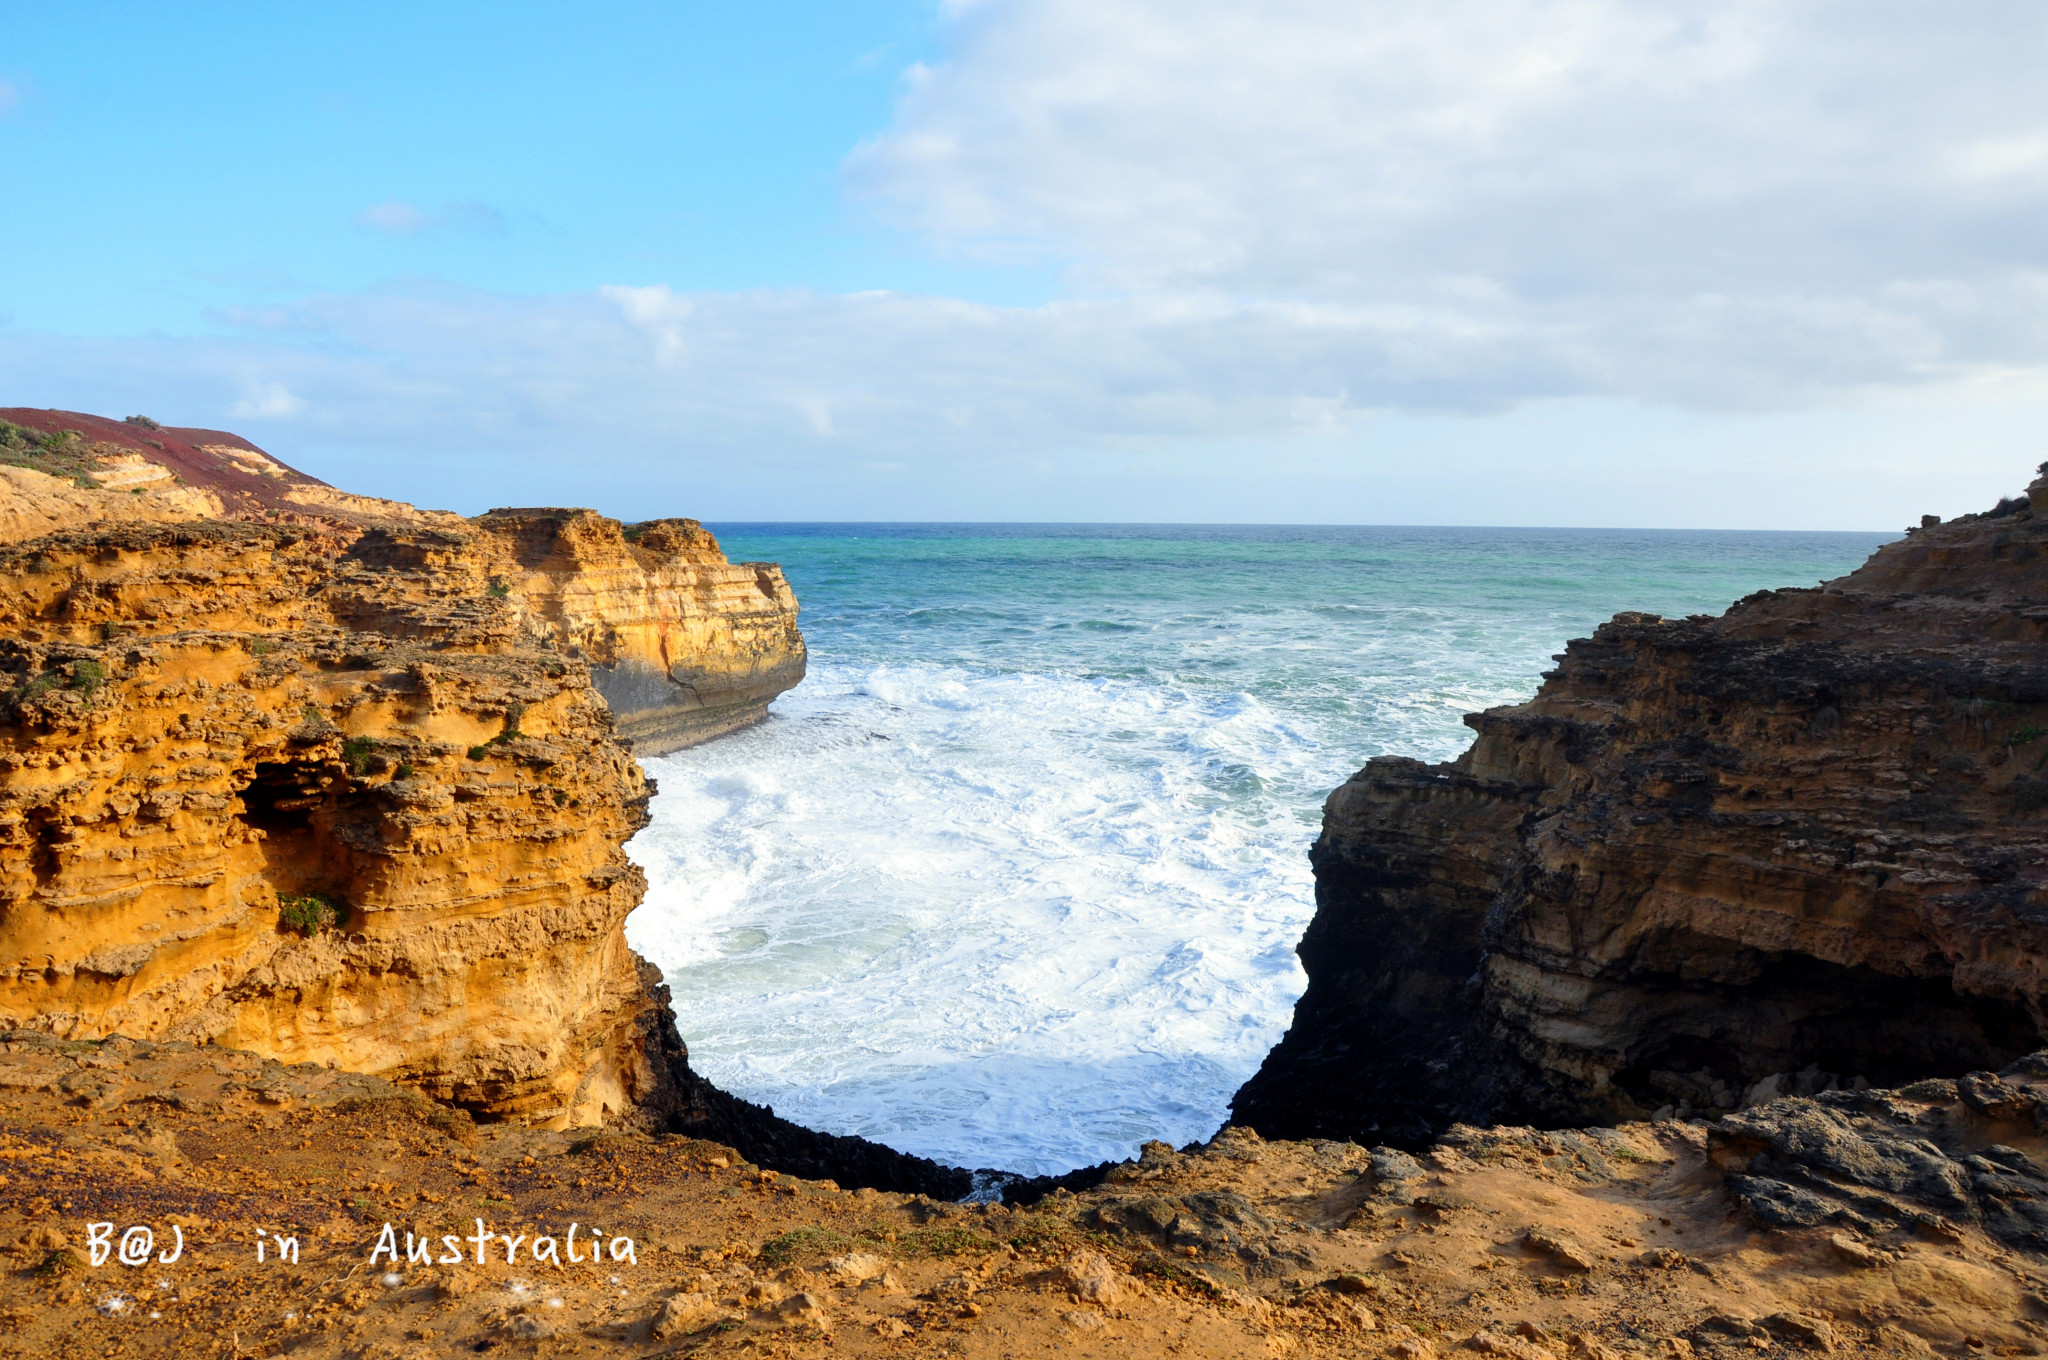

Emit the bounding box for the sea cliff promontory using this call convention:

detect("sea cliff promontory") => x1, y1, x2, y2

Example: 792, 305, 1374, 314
0, 411, 815, 1136
1235, 473, 2048, 1148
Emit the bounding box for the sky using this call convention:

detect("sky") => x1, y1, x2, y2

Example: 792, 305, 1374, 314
2, 0, 2045, 527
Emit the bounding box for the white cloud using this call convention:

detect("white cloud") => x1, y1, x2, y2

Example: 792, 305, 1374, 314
848, 0, 2048, 406
10, 2, 2048, 525
229, 380, 306, 420
352, 199, 505, 236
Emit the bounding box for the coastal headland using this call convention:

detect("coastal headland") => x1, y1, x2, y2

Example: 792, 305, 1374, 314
0, 411, 2044, 1356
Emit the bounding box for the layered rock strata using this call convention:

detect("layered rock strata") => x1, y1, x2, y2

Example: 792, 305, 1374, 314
0, 415, 810, 1170
1236, 474, 2048, 1147
471, 509, 805, 754
0, 519, 664, 1127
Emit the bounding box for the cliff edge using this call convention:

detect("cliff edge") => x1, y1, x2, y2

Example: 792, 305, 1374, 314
1235, 472, 2048, 1147
0, 413, 809, 1140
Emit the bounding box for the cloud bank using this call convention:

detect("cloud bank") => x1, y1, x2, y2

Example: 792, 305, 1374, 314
12, 1, 2048, 523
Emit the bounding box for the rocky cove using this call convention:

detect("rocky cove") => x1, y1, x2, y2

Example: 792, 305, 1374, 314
1, 409, 2046, 1357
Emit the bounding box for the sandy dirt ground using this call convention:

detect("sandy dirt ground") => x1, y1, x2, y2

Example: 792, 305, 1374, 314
2, 1034, 2044, 1359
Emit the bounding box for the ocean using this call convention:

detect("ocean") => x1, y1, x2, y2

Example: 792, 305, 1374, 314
622, 523, 1892, 1177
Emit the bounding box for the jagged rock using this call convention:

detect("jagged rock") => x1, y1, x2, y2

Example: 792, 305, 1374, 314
1705, 1068, 2048, 1251
1235, 471, 2048, 1145
1087, 1189, 1273, 1248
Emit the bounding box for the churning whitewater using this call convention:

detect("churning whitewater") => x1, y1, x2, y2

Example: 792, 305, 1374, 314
624, 524, 1889, 1176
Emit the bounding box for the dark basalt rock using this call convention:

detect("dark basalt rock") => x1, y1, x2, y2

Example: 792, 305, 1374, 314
1234, 472, 2048, 1148
1706, 1056, 2048, 1252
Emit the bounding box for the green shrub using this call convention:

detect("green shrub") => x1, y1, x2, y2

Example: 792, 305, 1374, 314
486, 576, 511, 599
67, 660, 105, 694
124, 415, 162, 430
278, 892, 344, 935
758, 1227, 855, 1268
898, 1226, 997, 1258
2010, 725, 2046, 747
341, 735, 376, 775
394, 762, 416, 780
467, 744, 492, 761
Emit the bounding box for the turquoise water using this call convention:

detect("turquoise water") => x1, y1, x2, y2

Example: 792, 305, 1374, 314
624, 525, 1892, 1175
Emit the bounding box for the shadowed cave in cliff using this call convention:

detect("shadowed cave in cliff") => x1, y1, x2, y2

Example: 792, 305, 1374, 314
236, 758, 361, 914
1606, 949, 2040, 1117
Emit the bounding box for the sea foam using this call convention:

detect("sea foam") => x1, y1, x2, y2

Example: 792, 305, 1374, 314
624, 524, 1892, 1175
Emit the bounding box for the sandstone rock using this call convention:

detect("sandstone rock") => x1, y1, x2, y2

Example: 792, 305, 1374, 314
1388, 1340, 1435, 1360
822, 1250, 888, 1283
500, 1312, 557, 1340
1055, 1251, 1124, 1303
1523, 1228, 1596, 1272
1872, 1323, 1937, 1356
1472, 1330, 1559, 1360
1827, 1232, 1879, 1266
1234, 475, 2048, 1145
1761, 1311, 1836, 1350
651, 1291, 733, 1338
470, 509, 804, 754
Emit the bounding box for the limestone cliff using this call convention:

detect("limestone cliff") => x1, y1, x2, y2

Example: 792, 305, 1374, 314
0, 413, 806, 1144
0, 519, 663, 1127
1234, 474, 2048, 1147
472, 509, 805, 754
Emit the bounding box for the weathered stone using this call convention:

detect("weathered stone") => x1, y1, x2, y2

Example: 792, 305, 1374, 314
1235, 472, 2048, 1146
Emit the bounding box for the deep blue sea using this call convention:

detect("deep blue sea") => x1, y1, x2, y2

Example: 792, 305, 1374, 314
623, 524, 1892, 1175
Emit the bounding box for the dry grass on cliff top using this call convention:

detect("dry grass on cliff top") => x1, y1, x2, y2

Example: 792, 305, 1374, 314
1, 1034, 2044, 1359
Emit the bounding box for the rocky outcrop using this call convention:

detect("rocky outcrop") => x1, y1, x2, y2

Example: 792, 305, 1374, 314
0, 413, 805, 1144
1235, 473, 2048, 1147
471, 509, 805, 754
0, 519, 664, 1127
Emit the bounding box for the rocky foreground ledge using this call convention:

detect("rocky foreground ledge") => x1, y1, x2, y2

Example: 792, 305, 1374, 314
5, 1035, 2045, 1357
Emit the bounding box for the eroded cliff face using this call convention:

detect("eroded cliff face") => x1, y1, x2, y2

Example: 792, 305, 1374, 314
0, 415, 807, 1144
1235, 476, 2048, 1147
473, 509, 805, 754
0, 521, 665, 1127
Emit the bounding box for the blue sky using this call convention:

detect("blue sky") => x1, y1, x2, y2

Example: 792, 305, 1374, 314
3, 1, 2046, 526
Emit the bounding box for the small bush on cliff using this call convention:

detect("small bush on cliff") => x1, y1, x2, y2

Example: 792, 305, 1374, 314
67, 659, 105, 695
124, 415, 162, 430
486, 576, 511, 599
279, 892, 344, 935
341, 735, 376, 775
394, 762, 416, 780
